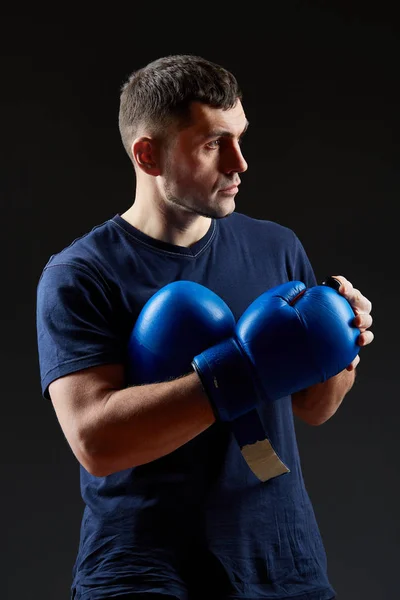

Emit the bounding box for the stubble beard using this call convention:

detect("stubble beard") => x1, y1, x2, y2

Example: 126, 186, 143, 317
162, 151, 235, 220
164, 184, 235, 220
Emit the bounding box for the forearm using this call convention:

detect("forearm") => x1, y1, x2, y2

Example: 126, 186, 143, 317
86, 371, 215, 476
292, 367, 357, 426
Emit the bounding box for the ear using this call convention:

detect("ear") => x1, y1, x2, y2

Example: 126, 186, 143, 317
131, 137, 161, 176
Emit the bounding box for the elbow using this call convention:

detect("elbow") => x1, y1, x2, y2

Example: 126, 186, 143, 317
72, 427, 115, 478
76, 429, 144, 477
306, 416, 329, 427
84, 462, 113, 478
77, 445, 119, 478
81, 454, 142, 478
293, 405, 335, 426
73, 440, 108, 477
301, 408, 337, 426
79, 448, 109, 477
295, 413, 324, 426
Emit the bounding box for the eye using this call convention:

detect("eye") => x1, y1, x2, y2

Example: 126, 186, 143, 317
206, 139, 221, 149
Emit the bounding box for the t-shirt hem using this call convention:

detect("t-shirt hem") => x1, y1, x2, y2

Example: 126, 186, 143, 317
73, 583, 187, 600
72, 582, 335, 600
225, 585, 336, 600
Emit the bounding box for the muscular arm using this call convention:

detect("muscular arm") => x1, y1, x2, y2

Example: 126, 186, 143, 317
292, 366, 357, 426
49, 364, 215, 477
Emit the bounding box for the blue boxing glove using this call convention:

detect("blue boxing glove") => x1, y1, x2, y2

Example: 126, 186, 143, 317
127, 281, 236, 385
191, 280, 360, 422
127, 280, 269, 463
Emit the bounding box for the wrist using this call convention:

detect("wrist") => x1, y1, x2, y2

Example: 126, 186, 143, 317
192, 336, 259, 422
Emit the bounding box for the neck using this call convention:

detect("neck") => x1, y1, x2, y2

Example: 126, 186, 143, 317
121, 199, 212, 248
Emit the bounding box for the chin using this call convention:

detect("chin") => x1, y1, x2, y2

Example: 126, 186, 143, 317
215, 199, 236, 219
196, 203, 234, 219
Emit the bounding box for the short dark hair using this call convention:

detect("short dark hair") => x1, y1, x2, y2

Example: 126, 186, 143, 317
118, 54, 242, 161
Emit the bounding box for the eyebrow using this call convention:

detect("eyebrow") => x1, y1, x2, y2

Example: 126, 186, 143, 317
204, 119, 250, 140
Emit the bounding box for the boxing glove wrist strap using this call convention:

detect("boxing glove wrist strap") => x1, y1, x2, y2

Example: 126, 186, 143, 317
191, 337, 259, 422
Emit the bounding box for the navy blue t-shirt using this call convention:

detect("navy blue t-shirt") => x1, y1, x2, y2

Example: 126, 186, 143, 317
36, 211, 336, 600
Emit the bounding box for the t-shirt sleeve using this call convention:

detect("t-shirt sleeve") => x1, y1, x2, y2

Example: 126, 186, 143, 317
289, 232, 317, 289
36, 262, 125, 400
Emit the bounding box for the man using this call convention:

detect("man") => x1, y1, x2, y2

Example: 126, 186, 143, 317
36, 54, 373, 600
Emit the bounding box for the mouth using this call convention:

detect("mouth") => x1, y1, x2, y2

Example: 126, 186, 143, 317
219, 184, 240, 193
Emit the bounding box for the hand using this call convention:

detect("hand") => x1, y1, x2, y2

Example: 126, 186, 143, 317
326, 275, 374, 371
127, 280, 277, 481
193, 281, 360, 416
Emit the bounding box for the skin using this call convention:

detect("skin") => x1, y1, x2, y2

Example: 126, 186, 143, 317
122, 100, 374, 426
292, 274, 373, 425
121, 101, 249, 247
48, 99, 374, 475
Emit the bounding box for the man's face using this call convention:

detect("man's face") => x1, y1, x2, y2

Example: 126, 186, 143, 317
159, 100, 249, 219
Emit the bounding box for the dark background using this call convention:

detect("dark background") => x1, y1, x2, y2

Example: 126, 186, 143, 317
2, 3, 397, 599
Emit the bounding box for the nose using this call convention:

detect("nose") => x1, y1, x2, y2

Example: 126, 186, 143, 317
222, 142, 248, 175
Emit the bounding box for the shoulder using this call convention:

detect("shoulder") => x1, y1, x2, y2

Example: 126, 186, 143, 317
45, 218, 114, 266
223, 212, 316, 286
224, 211, 299, 245
38, 217, 120, 288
